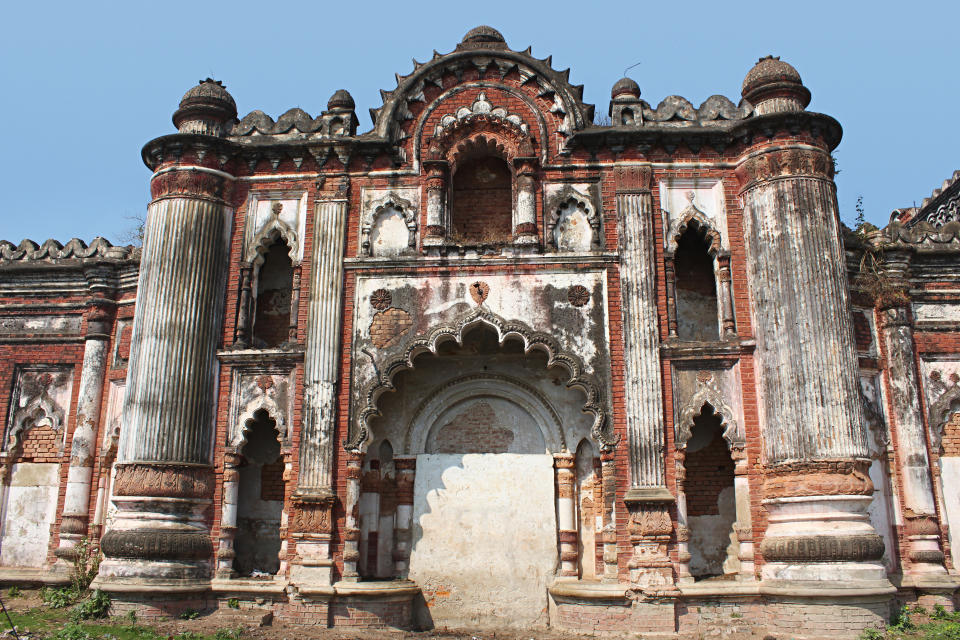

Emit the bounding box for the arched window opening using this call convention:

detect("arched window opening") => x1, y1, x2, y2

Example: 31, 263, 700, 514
360, 439, 397, 579
621, 108, 635, 126
675, 224, 719, 341
234, 409, 284, 577
451, 156, 512, 245
253, 240, 293, 348
576, 438, 601, 580
683, 405, 737, 580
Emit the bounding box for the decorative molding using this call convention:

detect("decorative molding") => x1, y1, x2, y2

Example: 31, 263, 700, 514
347, 307, 614, 452
0, 237, 138, 263
735, 148, 833, 189
927, 375, 960, 452
434, 92, 528, 137
666, 192, 722, 255
761, 534, 884, 563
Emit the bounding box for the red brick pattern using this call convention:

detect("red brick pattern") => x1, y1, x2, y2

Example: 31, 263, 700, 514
260, 459, 285, 501
451, 156, 512, 243
684, 427, 735, 517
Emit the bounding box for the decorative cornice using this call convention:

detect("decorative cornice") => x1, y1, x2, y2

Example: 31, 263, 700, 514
0, 237, 139, 264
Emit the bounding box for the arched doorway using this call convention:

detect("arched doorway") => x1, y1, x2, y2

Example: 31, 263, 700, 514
357, 322, 607, 628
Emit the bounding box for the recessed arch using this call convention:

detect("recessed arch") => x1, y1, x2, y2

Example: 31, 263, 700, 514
403, 373, 566, 454
347, 307, 615, 453
547, 187, 600, 252
929, 383, 960, 453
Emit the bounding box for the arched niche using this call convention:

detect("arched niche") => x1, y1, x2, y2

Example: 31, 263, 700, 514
548, 190, 600, 252
403, 373, 565, 454
672, 221, 722, 341
362, 193, 418, 257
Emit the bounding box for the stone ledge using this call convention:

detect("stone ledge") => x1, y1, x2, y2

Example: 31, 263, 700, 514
0, 566, 70, 586
331, 580, 419, 599
892, 573, 960, 591
549, 579, 629, 601
623, 487, 676, 504
210, 578, 287, 595
91, 578, 212, 594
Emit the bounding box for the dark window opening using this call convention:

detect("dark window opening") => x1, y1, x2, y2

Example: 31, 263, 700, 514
234, 409, 284, 577
675, 225, 719, 341
253, 240, 293, 348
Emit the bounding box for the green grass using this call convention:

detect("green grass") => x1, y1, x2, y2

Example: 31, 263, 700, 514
3, 606, 245, 640
860, 605, 960, 640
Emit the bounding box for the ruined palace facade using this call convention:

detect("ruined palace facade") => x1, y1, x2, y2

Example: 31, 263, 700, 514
0, 26, 958, 637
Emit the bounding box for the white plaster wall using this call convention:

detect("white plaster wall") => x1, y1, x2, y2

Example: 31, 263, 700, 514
410, 454, 556, 628
941, 458, 960, 570
0, 463, 59, 567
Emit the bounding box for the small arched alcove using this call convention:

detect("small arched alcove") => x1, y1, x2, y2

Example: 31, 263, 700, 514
674, 223, 720, 341
451, 152, 513, 245
252, 239, 294, 348
682, 404, 737, 579
233, 409, 284, 577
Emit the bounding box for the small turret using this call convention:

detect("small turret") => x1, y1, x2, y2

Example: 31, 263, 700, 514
741, 56, 810, 115
609, 77, 642, 126
172, 78, 238, 136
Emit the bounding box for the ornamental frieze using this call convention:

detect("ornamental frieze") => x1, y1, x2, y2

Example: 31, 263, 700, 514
112, 462, 214, 499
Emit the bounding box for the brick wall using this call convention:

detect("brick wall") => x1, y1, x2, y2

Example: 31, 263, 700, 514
450, 156, 512, 243
684, 419, 735, 517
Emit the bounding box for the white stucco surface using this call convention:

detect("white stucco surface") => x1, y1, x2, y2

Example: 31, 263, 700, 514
941, 458, 960, 570
409, 454, 557, 628
1, 462, 59, 567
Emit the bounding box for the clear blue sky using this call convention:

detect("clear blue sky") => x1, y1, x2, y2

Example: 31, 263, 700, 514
2, 1, 956, 244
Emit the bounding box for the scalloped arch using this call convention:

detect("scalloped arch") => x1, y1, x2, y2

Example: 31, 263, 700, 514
372, 48, 594, 142
361, 191, 418, 257
244, 219, 298, 267
546, 186, 600, 250
232, 402, 285, 452
668, 209, 723, 256
675, 386, 742, 451
347, 308, 616, 453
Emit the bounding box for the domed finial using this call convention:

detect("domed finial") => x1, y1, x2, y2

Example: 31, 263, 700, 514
741, 55, 810, 115
458, 25, 507, 50
327, 89, 355, 111
172, 78, 238, 136
611, 77, 641, 100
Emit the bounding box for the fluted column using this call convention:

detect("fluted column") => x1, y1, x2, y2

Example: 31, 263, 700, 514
616, 167, 667, 493
297, 197, 348, 496
736, 145, 886, 586
97, 162, 233, 588
56, 301, 112, 562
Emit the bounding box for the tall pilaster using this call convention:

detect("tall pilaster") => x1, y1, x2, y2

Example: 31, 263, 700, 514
736, 57, 885, 587
97, 79, 236, 589
876, 249, 948, 576
615, 166, 668, 495
296, 196, 348, 497
56, 301, 112, 561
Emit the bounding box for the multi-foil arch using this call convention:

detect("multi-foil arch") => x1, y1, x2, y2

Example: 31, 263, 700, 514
675, 380, 743, 452
347, 307, 615, 453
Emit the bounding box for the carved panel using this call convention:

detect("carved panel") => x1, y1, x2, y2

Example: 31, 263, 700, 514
242, 191, 307, 265
112, 463, 214, 499
544, 184, 600, 252
292, 502, 332, 534
671, 363, 744, 449
228, 366, 296, 449
4, 365, 74, 454
660, 179, 728, 253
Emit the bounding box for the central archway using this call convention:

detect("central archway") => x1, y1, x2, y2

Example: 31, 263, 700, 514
350, 317, 612, 629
